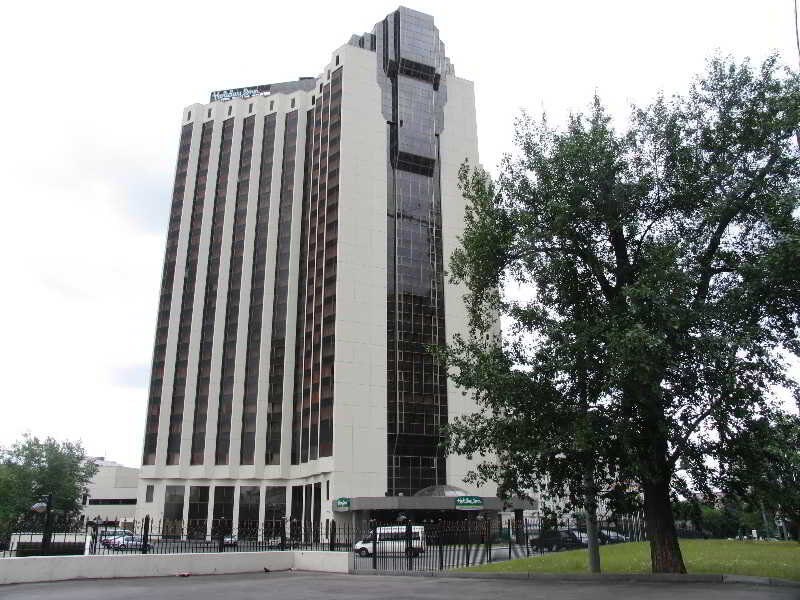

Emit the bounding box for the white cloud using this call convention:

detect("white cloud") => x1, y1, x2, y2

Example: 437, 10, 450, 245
0, 0, 795, 466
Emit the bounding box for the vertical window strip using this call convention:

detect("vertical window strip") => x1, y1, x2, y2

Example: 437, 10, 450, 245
301, 90, 327, 463
189, 118, 235, 464
143, 123, 193, 466
294, 91, 324, 464
215, 116, 255, 465
291, 108, 316, 465
165, 121, 213, 465
319, 67, 342, 458
265, 110, 299, 464
240, 113, 277, 465
305, 82, 332, 462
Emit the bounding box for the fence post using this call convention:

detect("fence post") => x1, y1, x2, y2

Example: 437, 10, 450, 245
438, 522, 444, 571
482, 518, 490, 564
90, 521, 98, 555
141, 516, 150, 554
329, 520, 336, 552
464, 521, 470, 567
370, 519, 377, 571
524, 518, 530, 557
508, 519, 517, 560
280, 518, 286, 551
405, 520, 413, 570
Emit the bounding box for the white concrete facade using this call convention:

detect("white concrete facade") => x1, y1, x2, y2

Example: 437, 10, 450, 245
137, 8, 494, 534
82, 459, 139, 523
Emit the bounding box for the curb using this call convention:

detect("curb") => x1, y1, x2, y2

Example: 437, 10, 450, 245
348, 570, 800, 587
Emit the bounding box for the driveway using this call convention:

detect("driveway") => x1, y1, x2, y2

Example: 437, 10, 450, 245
1, 571, 796, 600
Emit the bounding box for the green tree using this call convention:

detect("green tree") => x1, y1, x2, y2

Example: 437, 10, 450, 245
443, 55, 800, 573
0, 435, 97, 530
724, 413, 800, 538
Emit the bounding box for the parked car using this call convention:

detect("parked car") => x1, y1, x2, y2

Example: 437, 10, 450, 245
600, 529, 628, 544
353, 526, 426, 557
110, 535, 150, 551
573, 530, 607, 546
223, 535, 238, 547
528, 528, 585, 552
99, 529, 134, 547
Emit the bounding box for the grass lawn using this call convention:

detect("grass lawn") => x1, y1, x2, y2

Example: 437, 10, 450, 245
463, 539, 800, 581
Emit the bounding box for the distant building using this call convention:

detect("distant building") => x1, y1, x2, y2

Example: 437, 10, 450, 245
136, 7, 528, 535
82, 458, 138, 523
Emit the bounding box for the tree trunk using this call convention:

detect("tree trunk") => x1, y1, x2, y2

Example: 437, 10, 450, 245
583, 470, 601, 573
643, 476, 686, 573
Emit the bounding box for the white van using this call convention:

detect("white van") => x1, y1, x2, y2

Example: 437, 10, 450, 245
353, 525, 425, 557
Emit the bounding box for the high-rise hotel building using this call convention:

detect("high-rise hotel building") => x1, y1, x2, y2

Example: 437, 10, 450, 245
136, 7, 500, 532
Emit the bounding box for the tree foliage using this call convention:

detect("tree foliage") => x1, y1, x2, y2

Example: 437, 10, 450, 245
0, 435, 97, 529
442, 55, 800, 572
724, 413, 800, 536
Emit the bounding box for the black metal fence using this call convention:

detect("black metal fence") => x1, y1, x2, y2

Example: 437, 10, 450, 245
2, 513, 710, 569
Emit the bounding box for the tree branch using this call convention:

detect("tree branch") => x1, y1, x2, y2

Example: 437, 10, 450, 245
692, 152, 780, 313
668, 403, 717, 466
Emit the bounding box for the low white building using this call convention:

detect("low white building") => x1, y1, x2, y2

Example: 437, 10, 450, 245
82, 458, 139, 524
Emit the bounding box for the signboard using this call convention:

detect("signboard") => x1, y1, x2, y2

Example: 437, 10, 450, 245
334, 497, 351, 511
454, 496, 483, 510
209, 84, 271, 102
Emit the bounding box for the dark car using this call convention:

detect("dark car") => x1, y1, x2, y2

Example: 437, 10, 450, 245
528, 528, 586, 552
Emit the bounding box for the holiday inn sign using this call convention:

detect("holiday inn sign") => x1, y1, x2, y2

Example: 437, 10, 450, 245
454, 496, 483, 510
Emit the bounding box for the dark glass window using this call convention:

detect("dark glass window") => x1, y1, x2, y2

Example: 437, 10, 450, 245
381, 10, 448, 497
291, 69, 342, 465
239, 117, 277, 465
163, 485, 185, 529
212, 486, 235, 536
265, 111, 299, 465
165, 120, 213, 466
190, 118, 234, 465
264, 486, 286, 538
187, 486, 209, 539
215, 115, 255, 465
143, 123, 192, 466
87, 498, 136, 505
238, 486, 260, 539
145, 485, 154, 503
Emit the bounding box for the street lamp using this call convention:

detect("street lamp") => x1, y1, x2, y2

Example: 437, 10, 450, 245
31, 494, 53, 554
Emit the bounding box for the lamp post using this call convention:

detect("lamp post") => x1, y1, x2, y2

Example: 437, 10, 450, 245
31, 494, 53, 555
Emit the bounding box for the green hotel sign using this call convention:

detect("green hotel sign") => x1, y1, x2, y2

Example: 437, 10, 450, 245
455, 496, 483, 510
334, 497, 351, 511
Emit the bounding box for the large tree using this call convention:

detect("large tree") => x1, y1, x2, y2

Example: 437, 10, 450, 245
443, 55, 800, 573
0, 435, 97, 530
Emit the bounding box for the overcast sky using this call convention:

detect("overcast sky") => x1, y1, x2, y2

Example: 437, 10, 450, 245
0, 0, 796, 467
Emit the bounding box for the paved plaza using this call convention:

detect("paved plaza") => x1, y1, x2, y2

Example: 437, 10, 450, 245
1, 571, 797, 600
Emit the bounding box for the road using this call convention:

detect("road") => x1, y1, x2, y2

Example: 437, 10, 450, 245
1, 571, 795, 600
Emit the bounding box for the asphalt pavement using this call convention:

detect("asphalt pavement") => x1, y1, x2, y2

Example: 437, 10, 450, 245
1, 571, 796, 600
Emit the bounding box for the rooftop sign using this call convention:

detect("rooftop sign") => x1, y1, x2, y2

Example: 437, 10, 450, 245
209, 84, 271, 102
